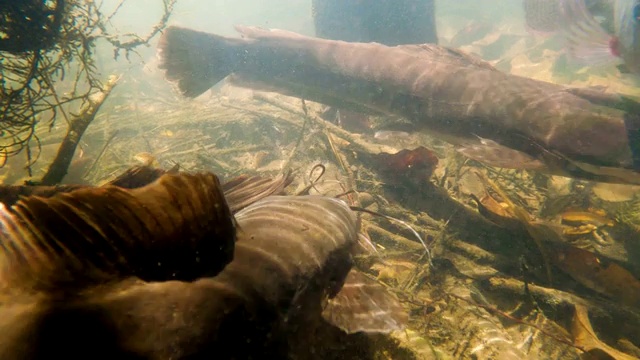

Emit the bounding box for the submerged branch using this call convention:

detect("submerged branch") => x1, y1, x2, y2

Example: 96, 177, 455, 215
40, 75, 120, 185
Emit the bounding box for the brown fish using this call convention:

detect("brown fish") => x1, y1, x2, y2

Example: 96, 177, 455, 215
0, 172, 236, 288
0, 164, 292, 211
312, 0, 438, 134
0, 174, 406, 358
157, 26, 640, 185
0, 165, 179, 207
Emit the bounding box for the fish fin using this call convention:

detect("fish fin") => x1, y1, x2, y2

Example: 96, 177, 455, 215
457, 140, 547, 170
0, 184, 86, 207
571, 160, 640, 185
222, 170, 294, 213
157, 26, 245, 98
566, 86, 640, 113
563, 85, 626, 108
106, 165, 175, 189
560, 0, 621, 68
0, 173, 235, 291
0, 166, 181, 207
322, 269, 408, 334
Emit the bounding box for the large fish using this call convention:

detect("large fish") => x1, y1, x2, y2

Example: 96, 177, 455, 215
157, 26, 640, 185
311, 0, 438, 133
0, 172, 406, 359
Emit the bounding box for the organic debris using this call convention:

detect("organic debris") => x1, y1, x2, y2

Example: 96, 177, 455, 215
4, 9, 640, 357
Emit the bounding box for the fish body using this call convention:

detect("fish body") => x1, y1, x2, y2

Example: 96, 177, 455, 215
526, 0, 640, 74
0, 174, 406, 358
158, 26, 640, 185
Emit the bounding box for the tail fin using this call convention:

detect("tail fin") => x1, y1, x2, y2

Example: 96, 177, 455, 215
157, 26, 244, 98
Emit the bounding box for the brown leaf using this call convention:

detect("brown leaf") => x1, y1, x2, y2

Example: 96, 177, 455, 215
470, 192, 523, 230
571, 304, 637, 360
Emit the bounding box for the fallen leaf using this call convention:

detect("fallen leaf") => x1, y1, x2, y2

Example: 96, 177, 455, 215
571, 305, 637, 360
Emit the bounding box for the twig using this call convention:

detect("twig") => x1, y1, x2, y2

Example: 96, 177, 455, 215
40, 75, 120, 185
253, 93, 397, 155
366, 223, 425, 251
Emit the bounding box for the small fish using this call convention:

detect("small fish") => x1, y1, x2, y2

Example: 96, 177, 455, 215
373, 130, 412, 141
560, 209, 616, 227
133, 152, 158, 167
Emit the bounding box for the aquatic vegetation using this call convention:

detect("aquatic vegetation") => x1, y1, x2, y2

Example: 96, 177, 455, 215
0, 0, 176, 177
4, 2, 640, 358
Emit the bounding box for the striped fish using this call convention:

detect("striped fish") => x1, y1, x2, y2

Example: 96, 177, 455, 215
0, 174, 406, 359
157, 26, 640, 185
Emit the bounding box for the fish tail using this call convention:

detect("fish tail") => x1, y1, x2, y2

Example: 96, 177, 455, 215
559, 0, 619, 67
157, 26, 246, 98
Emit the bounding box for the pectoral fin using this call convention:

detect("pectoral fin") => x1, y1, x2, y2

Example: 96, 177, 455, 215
322, 269, 408, 334
457, 139, 547, 170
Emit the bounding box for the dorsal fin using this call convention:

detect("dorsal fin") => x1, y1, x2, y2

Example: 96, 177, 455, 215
0, 165, 176, 207
106, 164, 179, 188
0, 173, 235, 292
0, 184, 86, 207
